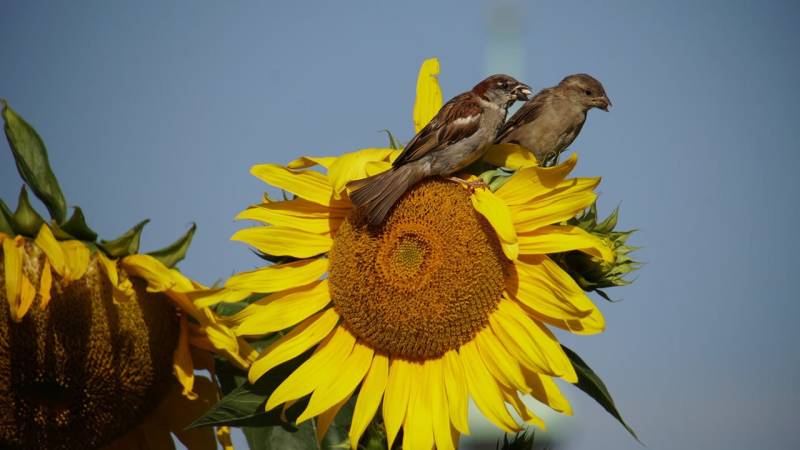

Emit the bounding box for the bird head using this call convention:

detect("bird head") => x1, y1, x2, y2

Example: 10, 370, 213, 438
560, 74, 612, 112
473, 74, 532, 108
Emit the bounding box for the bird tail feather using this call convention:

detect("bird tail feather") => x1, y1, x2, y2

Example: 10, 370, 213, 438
347, 165, 419, 226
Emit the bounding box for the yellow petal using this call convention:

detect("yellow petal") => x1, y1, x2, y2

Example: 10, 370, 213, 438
174, 314, 198, 400
496, 299, 577, 383
297, 341, 373, 424
501, 386, 546, 430
494, 155, 579, 206
191, 287, 253, 308
287, 155, 337, 170
509, 255, 605, 334
429, 359, 456, 450
470, 187, 518, 260
489, 311, 541, 377
523, 369, 572, 415
413, 57, 443, 133
216, 426, 234, 450
483, 143, 539, 169
248, 308, 339, 384
34, 224, 65, 276
120, 254, 177, 292
3, 238, 22, 318
233, 280, 330, 336
231, 226, 332, 259
349, 353, 388, 450
225, 257, 328, 293
251, 164, 344, 207
315, 394, 351, 444
95, 250, 120, 287
328, 148, 396, 198
474, 327, 529, 392
518, 225, 614, 262
266, 326, 355, 410
403, 361, 434, 450
260, 196, 350, 218
383, 358, 413, 448
443, 350, 470, 434
509, 179, 600, 233
38, 259, 53, 310
60, 240, 90, 282
459, 341, 521, 433
14, 275, 36, 322
236, 204, 342, 235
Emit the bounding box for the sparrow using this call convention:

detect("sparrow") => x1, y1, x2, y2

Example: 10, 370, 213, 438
496, 73, 611, 163
348, 74, 532, 226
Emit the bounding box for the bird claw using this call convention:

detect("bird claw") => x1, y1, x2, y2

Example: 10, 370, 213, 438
446, 176, 489, 193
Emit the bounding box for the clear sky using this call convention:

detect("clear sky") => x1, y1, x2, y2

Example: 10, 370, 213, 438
2, 1, 799, 449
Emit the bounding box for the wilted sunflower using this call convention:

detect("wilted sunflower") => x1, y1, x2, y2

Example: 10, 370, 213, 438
196, 59, 614, 450
0, 102, 254, 450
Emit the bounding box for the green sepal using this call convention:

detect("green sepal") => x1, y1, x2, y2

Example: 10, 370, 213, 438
497, 430, 536, 450
147, 223, 196, 268
98, 219, 150, 258
0, 199, 14, 235
55, 207, 97, 242
380, 129, 402, 150
562, 345, 641, 443
12, 186, 45, 236
2, 100, 67, 223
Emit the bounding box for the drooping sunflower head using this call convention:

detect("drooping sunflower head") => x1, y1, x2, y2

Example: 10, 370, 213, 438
0, 101, 252, 449
197, 59, 618, 450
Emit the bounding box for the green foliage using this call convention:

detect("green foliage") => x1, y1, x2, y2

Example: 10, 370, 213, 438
11, 186, 45, 236
553, 203, 640, 300
99, 219, 150, 257
562, 345, 640, 443
54, 207, 98, 241
380, 129, 402, 150
147, 223, 197, 268
497, 430, 537, 450
2, 100, 67, 223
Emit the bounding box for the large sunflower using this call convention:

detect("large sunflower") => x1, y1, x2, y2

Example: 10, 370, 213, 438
197, 59, 614, 449
0, 102, 254, 450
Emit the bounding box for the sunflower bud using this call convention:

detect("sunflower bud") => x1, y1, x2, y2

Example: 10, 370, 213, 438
551, 204, 640, 301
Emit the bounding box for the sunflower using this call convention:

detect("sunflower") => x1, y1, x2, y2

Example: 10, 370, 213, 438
196, 59, 614, 450
0, 101, 254, 450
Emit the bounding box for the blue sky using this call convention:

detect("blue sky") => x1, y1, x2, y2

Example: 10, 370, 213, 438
2, 1, 799, 449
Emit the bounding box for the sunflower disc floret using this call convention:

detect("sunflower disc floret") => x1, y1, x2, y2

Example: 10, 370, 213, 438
331, 180, 506, 360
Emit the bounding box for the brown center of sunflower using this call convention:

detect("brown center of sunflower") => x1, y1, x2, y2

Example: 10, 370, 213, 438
0, 244, 179, 450
329, 180, 507, 360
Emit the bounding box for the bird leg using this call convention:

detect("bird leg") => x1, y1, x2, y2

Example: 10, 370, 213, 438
446, 176, 489, 193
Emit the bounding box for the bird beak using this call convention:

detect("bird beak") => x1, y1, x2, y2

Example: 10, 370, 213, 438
599, 96, 612, 111
514, 83, 532, 101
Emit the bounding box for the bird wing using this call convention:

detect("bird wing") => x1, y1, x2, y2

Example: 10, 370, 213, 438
495, 89, 547, 143
393, 93, 483, 166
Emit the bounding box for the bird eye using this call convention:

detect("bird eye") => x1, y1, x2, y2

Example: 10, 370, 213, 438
584, 89, 592, 96
499, 81, 508, 88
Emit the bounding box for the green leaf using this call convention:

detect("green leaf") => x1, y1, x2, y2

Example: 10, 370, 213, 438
497, 430, 536, 450
0, 199, 14, 235
12, 186, 44, 236
2, 100, 67, 223
380, 129, 402, 150
99, 219, 150, 257
147, 223, 196, 267
562, 345, 640, 443
56, 207, 97, 241
190, 345, 302, 429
